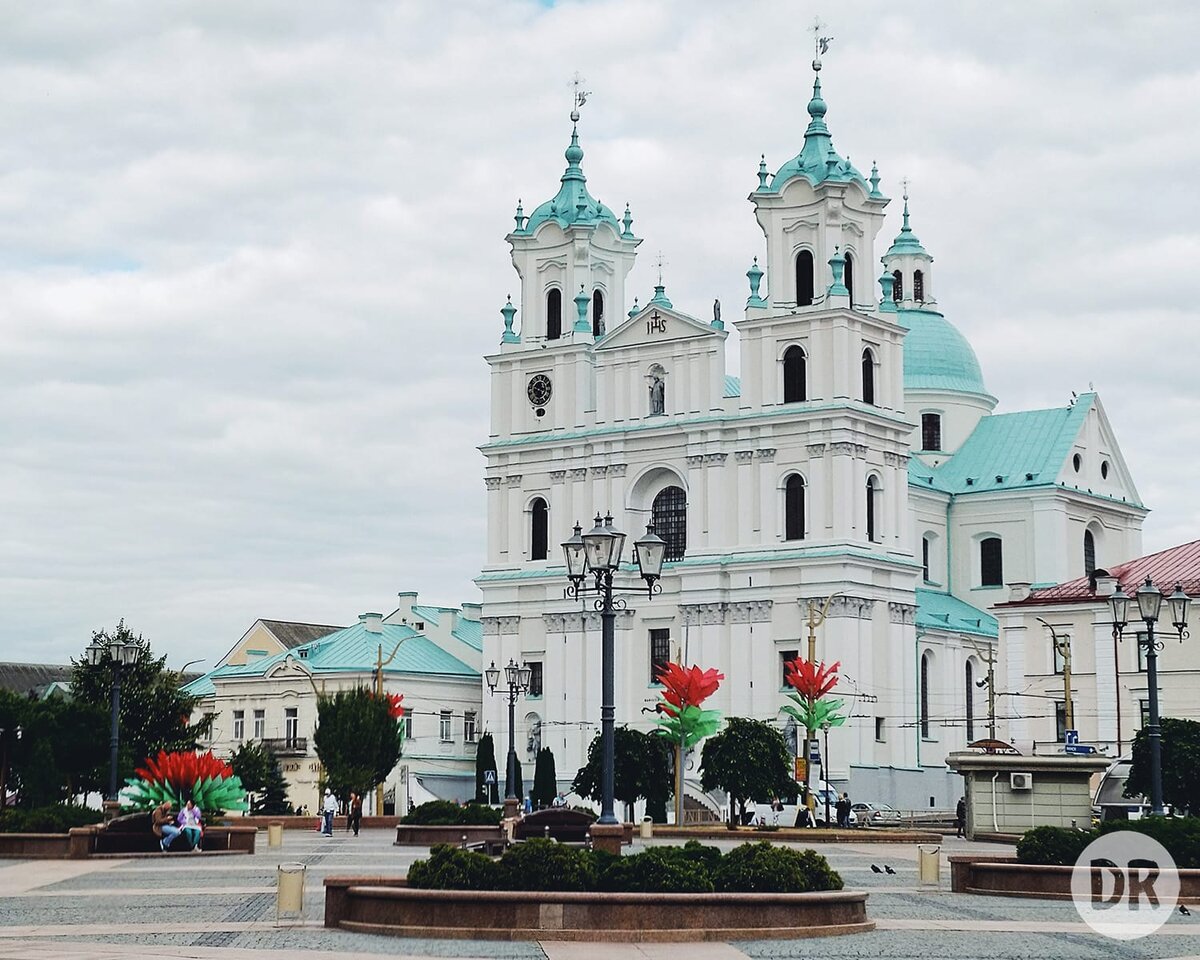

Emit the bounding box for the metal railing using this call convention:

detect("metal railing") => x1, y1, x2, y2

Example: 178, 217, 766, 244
260, 737, 307, 756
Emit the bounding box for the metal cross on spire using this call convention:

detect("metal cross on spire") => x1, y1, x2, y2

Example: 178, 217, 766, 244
901, 176, 910, 201
653, 251, 668, 286
570, 72, 591, 122
811, 17, 833, 70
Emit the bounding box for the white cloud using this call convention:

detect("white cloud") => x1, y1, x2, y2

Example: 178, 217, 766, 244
1, 0, 1197, 665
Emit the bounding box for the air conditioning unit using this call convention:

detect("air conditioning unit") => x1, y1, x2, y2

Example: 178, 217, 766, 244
1010, 772, 1034, 791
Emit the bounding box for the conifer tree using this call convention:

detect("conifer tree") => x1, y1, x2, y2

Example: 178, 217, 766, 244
475, 732, 498, 803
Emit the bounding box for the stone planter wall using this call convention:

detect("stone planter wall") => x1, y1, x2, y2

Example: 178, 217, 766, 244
323, 877, 872, 942
394, 824, 504, 846
234, 815, 400, 831
949, 855, 1200, 902
0, 833, 73, 859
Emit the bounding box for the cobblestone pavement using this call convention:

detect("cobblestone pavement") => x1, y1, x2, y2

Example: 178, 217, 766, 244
0, 830, 1198, 959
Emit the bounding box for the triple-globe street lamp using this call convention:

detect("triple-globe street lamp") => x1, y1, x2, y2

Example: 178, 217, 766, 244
485, 658, 532, 812
84, 633, 147, 800
561, 514, 666, 830
1108, 577, 1190, 816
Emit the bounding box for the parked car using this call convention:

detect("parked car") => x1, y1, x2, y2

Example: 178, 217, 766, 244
851, 801, 902, 826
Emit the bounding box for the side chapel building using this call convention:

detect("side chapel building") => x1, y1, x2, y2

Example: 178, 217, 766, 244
476, 56, 1146, 808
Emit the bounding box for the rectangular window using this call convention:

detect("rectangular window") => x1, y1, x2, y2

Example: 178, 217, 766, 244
874, 716, 886, 742
1136, 634, 1148, 672
464, 711, 477, 744
284, 708, 299, 745
921, 413, 942, 452
439, 710, 452, 742
922, 538, 931, 582
1054, 701, 1075, 742
1052, 635, 1071, 675
1139, 699, 1151, 729
780, 649, 798, 688
980, 537, 1004, 587
403, 715, 413, 740
649, 629, 671, 684
253, 709, 265, 740
232, 710, 244, 741
528, 661, 544, 698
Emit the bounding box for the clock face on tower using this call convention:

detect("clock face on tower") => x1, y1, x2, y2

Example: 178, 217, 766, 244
526, 374, 552, 407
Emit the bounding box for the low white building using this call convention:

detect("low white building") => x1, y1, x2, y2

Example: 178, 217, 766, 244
185, 592, 482, 813
475, 55, 1145, 810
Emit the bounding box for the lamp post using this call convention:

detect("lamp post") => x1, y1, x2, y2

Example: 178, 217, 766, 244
562, 515, 665, 847
1108, 578, 1190, 816
801, 594, 840, 810
485, 657, 531, 818
85, 632, 147, 801
820, 720, 832, 826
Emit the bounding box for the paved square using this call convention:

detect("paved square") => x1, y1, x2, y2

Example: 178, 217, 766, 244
2, 830, 1199, 959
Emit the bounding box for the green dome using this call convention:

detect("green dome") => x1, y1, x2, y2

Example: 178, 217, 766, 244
896, 307, 992, 399
516, 125, 620, 236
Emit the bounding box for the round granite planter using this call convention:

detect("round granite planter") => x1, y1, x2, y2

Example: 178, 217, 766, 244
393, 824, 504, 846
324, 878, 872, 942
949, 855, 1200, 903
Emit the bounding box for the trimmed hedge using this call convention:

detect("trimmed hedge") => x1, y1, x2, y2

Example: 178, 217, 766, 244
400, 800, 503, 826
406, 838, 841, 894
0, 804, 103, 834
1017, 818, 1200, 868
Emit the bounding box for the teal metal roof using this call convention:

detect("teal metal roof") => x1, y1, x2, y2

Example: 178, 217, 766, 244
452, 617, 483, 652
182, 674, 215, 697
885, 195, 929, 258
896, 307, 991, 398
514, 125, 620, 236
723, 375, 741, 398
764, 71, 868, 194
916, 588, 997, 639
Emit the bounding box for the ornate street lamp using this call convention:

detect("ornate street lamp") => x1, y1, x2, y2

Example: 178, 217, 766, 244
1109, 577, 1190, 815
562, 515, 665, 835
485, 657, 531, 813
85, 632, 147, 800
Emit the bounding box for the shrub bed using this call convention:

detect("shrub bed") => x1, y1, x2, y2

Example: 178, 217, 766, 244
406, 838, 843, 894
1017, 818, 1200, 868
400, 800, 502, 826
0, 805, 103, 834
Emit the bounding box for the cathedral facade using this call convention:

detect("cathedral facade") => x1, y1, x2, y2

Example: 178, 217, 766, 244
476, 59, 1145, 811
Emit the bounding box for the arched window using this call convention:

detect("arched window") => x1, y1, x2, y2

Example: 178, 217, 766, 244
1084, 530, 1096, 576
784, 474, 805, 541
795, 250, 814, 307
920, 652, 931, 739
866, 476, 878, 543
843, 251, 854, 303
782, 345, 807, 403
592, 289, 605, 338
913, 269, 925, 302
921, 413, 942, 452
530, 498, 548, 561
861, 348, 876, 405
965, 660, 975, 741
980, 537, 1003, 587
652, 486, 687, 561
892, 269, 903, 302
546, 289, 562, 341
922, 536, 931, 582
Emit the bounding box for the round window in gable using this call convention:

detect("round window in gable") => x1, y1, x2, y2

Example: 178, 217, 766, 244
1101, 460, 1110, 480
1072, 453, 1082, 473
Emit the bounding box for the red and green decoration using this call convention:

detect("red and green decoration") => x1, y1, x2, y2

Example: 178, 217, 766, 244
782, 657, 848, 731
121, 750, 248, 812
653, 662, 725, 748
381, 692, 406, 722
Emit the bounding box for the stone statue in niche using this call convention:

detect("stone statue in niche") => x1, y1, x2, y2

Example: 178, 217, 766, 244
649, 376, 665, 415
526, 719, 541, 757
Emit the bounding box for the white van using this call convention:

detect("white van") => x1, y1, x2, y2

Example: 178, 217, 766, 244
751, 782, 856, 827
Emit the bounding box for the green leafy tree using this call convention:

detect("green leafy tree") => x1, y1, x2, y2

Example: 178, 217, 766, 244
229, 741, 272, 795
532, 747, 558, 809
475, 732, 499, 803
70, 621, 212, 791
4, 693, 107, 807
701, 717, 798, 827
1126, 717, 1200, 814
253, 749, 292, 815
573, 726, 672, 822
313, 687, 403, 799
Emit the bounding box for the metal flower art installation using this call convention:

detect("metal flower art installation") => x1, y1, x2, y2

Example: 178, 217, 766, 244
654, 662, 725, 749
782, 657, 848, 731
121, 750, 248, 812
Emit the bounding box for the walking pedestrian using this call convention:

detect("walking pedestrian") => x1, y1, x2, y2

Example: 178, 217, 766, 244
956, 796, 967, 838
322, 788, 337, 837
837, 792, 852, 829
350, 792, 363, 836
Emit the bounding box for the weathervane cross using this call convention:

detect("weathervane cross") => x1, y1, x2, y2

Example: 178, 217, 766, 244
811, 17, 833, 68
653, 251, 668, 286
570, 72, 591, 121
901, 176, 911, 200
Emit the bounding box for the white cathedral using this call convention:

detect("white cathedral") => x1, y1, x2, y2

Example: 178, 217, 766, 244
476, 57, 1146, 810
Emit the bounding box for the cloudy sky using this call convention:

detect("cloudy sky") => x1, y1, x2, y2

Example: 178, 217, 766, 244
2, 1, 1197, 668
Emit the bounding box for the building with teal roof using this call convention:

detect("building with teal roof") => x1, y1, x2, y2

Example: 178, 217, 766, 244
477, 47, 1146, 815
185, 592, 483, 813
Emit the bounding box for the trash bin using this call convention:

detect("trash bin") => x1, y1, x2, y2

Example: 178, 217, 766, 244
640, 817, 653, 839
267, 821, 284, 848
276, 862, 306, 924
917, 845, 941, 886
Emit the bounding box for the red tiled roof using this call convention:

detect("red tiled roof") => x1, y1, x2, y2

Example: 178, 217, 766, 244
1000, 539, 1200, 607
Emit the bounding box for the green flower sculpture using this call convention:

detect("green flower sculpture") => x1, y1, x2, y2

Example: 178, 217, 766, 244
121, 750, 248, 813
781, 658, 848, 731
654, 662, 724, 749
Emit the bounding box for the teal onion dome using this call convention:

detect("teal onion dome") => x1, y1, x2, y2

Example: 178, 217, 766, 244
564, 126, 584, 165
897, 307, 991, 399
515, 121, 621, 236
766, 67, 868, 193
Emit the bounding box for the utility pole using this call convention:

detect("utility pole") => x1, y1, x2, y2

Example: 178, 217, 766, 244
967, 637, 998, 741
374, 639, 407, 815
1038, 619, 1073, 735
802, 594, 840, 805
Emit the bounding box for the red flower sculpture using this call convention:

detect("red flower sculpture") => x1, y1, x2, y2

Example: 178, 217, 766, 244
656, 662, 724, 716
784, 657, 841, 702
384, 692, 405, 720
135, 749, 235, 787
